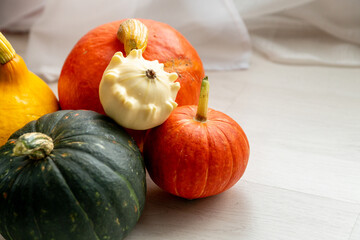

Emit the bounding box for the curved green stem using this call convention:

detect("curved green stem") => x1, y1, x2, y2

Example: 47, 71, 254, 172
195, 76, 209, 122
13, 133, 54, 160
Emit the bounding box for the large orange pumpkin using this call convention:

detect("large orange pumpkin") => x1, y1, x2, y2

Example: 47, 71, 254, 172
58, 19, 204, 113
58, 19, 204, 150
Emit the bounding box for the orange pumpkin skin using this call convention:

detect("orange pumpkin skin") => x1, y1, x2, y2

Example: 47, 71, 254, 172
144, 106, 250, 199
58, 19, 205, 114
58, 19, 204, 150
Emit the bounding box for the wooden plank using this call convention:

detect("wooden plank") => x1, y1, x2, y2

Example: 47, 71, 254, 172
207, 55, 360, 204
350, 214, 360, 240
126, 178, 360, 240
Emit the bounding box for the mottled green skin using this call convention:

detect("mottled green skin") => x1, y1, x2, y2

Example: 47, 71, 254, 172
0, 110, 146, 240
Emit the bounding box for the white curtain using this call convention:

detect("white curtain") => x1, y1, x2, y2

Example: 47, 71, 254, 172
0, 0, 45, 32
1, 0, 359, 82
1, 0, 251, 82
234, 0, 360, 67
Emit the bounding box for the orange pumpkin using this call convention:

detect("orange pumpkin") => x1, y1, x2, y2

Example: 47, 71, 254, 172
144, 78, 250, 199
58, 19, 204, 149
58, 19, 204, 114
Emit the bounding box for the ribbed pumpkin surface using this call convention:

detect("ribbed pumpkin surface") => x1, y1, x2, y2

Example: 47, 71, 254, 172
0, 110, 146, 240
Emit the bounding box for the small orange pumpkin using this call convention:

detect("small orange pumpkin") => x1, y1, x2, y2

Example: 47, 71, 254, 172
144, 77, 250, 199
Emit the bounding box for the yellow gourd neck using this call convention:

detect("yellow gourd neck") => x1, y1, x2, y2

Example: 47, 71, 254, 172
0, 32, 16, 64
0, 32, 30, 83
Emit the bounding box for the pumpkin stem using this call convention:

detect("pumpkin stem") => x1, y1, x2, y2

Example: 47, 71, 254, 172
13, 133, 54, 160
117, 19, 149, 56
195, 76, 210, 122
0, 32, 16, 64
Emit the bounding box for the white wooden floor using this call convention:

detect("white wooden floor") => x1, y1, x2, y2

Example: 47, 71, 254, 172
1, 33, 360, 240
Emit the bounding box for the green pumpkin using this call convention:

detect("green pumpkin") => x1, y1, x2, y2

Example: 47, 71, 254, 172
0, 110, 146, 240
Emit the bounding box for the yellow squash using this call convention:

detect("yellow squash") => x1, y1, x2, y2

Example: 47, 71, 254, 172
0, 32, 59, 146
99, 49, 180, 130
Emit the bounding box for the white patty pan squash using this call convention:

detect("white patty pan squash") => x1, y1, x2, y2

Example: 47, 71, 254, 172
99, 49, 180, 130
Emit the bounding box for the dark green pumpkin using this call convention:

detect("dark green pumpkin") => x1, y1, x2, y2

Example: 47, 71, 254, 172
0, 110, 146, 240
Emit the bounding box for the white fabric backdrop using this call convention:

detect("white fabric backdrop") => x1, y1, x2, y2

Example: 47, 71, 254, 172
0, 0, 45, 32
1, 0, 359, 82
2, 0, 252, 82
234, 0, 360, 67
